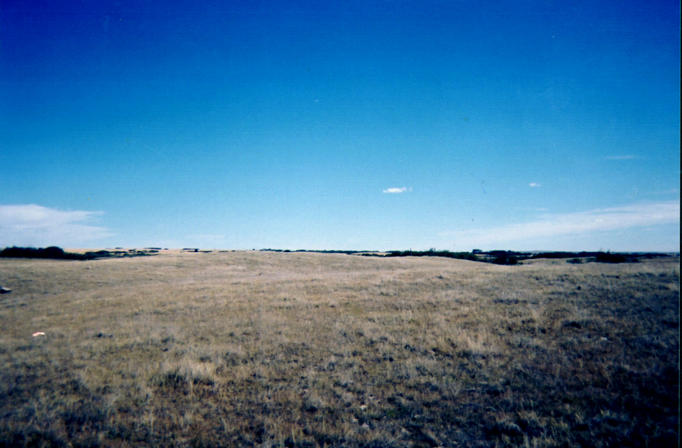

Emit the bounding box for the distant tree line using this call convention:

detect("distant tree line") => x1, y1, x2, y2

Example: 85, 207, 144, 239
384, 249, 480, 261
384, 250, 669, 264
260, 249, 374, 255
259, 248, 672, 265
0, 246, 156, 260
2, 246, 667, 264
0, 246, 92, 260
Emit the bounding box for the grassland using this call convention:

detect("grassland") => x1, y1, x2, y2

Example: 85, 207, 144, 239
0, 251, 678, 447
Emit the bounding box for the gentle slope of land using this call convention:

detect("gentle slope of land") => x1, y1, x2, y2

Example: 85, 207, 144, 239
0, 251, 678, 447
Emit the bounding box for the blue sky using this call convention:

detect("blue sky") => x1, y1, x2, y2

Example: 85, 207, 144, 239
1, 0, 679, 251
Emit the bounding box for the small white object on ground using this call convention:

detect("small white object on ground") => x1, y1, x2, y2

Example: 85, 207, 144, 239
0, 287, 11, 294
32, 332, 45, 337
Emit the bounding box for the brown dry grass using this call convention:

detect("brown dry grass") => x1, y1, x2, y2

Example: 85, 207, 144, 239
0, 251, 678, 447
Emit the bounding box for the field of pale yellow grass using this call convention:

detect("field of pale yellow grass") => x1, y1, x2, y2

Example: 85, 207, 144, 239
0, 251, 678, 447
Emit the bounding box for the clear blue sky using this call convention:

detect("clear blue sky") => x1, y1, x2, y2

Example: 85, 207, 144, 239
1, 0, 679, 251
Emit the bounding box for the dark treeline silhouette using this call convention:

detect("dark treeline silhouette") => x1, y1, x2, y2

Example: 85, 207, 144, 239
0, 246, 156, 260
260, 249, 371, 255
0, 246, 92, 260
384, 249, 671, 264
259, 248, 672, 265
530, 251, 669, 263
2, 246, 670, 264
385, 249, 480, 261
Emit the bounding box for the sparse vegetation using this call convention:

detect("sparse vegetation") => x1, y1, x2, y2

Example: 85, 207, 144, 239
0, 251, 678, 447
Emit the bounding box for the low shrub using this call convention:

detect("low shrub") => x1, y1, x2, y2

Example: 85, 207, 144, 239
594, 252, 636, 263
0, 246, 89, 260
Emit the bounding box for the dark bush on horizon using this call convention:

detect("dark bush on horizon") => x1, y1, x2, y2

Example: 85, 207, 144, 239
0, 246, 92, 260
489, 251, 519, 265
594, 252, 636, 263
532, 251, 660, 263
385, 249, 479, 261
532, 251, 592, 259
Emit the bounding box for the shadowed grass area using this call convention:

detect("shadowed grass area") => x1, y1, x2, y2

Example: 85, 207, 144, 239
0, 251, 678, 447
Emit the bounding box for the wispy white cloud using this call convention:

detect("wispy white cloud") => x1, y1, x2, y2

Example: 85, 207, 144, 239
529, 182, 541, 188
441, 200, 680, 249
383, 187, 412, 194
0, 204, 112, 248
605, 155, 637, 160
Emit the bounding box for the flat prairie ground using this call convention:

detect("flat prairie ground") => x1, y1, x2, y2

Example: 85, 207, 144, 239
0, 251, 678, 447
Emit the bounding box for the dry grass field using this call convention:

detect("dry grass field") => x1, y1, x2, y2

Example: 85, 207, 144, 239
0, 251, 678, 447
